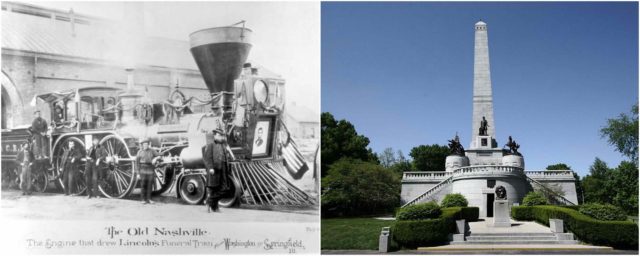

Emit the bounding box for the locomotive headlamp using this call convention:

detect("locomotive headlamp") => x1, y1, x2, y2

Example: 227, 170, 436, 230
253, 80, 269, 104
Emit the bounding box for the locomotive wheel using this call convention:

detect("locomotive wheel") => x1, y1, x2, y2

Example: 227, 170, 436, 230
178, 175, 206, 205
151, 166, 175, 196
31, 164, 48, 193
219, 175, 242, 208
98, 135, 137, 199
53, 136, 87, 196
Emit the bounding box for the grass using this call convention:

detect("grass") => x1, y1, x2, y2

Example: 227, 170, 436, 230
321, 218, 395, 250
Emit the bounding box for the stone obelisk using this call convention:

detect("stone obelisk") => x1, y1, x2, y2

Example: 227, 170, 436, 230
470, 20, 496, 149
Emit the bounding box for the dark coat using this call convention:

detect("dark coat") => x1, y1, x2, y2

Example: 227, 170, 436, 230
31, 117, 48, 134
202, 142, 229, 188
60, 146, 82, 171
86, 145, 108, 162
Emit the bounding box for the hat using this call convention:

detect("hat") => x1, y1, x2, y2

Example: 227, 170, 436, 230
140, 137, 151, 144
33, 110, 41, 114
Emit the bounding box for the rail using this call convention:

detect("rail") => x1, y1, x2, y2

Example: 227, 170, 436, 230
525, 170, 574, 179
452, 165, 524, 176
526, 176, 576, 206
402, 172, 450, 181
401, 176, 453, 208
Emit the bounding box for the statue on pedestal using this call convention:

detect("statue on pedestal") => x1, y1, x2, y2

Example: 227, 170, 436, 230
448, 134, 465, 156
504, 136, 522, 156
479, 116, 489, 135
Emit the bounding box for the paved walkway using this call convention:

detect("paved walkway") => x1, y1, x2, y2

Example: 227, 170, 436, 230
467, 218, 552, 234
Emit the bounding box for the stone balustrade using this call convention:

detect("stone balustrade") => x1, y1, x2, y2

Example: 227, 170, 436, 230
525, 170, 575, 181
402, 171, 450, 181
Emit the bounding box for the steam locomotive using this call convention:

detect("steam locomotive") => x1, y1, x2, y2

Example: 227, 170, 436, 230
0, 25, 316, 207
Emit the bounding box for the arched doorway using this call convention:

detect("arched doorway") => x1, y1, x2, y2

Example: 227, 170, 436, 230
1, 71, 24, 129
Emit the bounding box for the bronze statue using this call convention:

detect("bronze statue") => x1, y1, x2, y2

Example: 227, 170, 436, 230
495, 185, 507, 200
479, 116, 489, 136
447, 134, 465, 156
504, 136, 522, 156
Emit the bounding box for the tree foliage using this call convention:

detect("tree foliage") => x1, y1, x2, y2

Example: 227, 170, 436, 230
321, 158, 400, 217
409, 144, 449, 171
440, 193, 468, 208
522, 191, 548, 206
546, 163, 572, 170
378, 147, 397, 168
321, 112, 378, 177
600, 104, 639, 164
582, 158, 638, 215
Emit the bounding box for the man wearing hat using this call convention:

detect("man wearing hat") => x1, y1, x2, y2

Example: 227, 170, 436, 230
135, 138, 161, 204
202, 128, 230, 212
85, 137, 107, 199
60, 139, 82, 195
30, 110, 49, 159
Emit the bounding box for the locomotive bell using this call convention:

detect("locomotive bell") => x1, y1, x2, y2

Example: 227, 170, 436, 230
189, 26, 252, 116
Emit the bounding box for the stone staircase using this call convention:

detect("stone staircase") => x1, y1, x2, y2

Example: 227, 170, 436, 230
456, 232, 577, 245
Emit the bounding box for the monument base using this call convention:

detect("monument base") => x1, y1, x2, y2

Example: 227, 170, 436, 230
490, 199, 511, 227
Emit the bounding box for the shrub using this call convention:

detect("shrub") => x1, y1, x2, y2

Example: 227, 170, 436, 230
393, 219, 451, 248
511, 205, 638, 249
579, 203, 627, 221
321, 158, 400, 217
460, 207, 480, 221
522, 191, 548, 206
396, 202, 441, 221
441, 193, 468, 207
393, 207, 461, 248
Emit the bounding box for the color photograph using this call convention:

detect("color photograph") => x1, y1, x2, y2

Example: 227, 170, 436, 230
321, 1, 638, 254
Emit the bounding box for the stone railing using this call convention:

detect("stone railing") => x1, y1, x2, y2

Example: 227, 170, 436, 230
525, 170, 574, 180
452, 165, 525, 177
402, 171, 450, 181
402, 176, 453, 208
526, 176, 576, 206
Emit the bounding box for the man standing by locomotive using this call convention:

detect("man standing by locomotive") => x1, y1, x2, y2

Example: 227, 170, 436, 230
60, 140, 81, 196
17, 142, 33, 195
30, 110, 49, 159
136, 138, 160, 204
85, 137, 107, 199
203, 128, 230, 212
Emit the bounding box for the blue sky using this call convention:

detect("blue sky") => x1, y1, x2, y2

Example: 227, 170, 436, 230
321, 2, 638, 176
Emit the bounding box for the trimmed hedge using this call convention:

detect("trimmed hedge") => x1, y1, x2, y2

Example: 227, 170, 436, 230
579, 203, 627, 221
393, 207, 479, 248
396, 202, 441, 220
512, 205, 638, 249
441, 193, 469, 207
460, 207, 480, 221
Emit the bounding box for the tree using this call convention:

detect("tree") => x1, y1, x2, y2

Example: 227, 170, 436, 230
546, 163, 572, 170
600, 104, 639, 164
321, 158, 400, 217
409, 144, 449, 171
609, 161, 639, 215
379, 147, 397, 168
582, 158, 611, 204
321, 112, 378, 177
389, 149, 414, 174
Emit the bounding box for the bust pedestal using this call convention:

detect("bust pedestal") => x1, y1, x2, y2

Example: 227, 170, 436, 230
491, 199, 511, 227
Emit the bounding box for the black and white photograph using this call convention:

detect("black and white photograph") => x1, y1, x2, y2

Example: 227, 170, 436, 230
0, 1, 320, 254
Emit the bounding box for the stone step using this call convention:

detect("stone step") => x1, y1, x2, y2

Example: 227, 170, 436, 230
468, 232, 554, 237
466, 235, 558, 241
458, 240, 578, 245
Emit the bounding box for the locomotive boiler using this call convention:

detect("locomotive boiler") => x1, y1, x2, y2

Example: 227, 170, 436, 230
0, 24, 316, 207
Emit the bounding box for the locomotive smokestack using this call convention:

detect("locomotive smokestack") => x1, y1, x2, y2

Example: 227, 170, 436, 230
189, 26, 252, 112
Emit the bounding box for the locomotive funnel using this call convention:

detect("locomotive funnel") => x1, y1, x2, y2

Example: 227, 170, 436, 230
189, 26, 252, 96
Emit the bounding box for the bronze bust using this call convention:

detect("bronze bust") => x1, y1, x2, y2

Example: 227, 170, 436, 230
495, 185, 507, 200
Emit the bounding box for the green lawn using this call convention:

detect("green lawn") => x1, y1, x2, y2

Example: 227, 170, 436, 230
321, 218, 395, 250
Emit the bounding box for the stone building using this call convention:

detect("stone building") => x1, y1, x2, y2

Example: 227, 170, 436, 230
0, 1, 283, 130
400, 21, 578, 217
